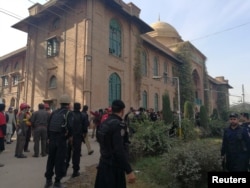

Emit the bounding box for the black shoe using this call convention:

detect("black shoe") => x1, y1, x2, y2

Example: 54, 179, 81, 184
6, 142, 11, 144
71, 171, 80, 178
17, 154, 27, 158
32, 154, 39, 158
44, 179, 53, 188
41, 154, 47, 157
53, 182, 65, 188
88, 150, 94, 155
24, 149, 30, 152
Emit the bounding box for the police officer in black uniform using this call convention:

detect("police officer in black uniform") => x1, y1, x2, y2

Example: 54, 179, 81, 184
66, 102, 88, 178
95, 99, 136, 188
44, 94, 72, 188
240, 112, 250, 171
221, 113, 250, 172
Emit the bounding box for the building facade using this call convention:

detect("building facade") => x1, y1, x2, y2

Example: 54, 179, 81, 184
0, 0, 231, 115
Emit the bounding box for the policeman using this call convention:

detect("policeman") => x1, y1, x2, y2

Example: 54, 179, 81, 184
221, 113, 250, 171
241, 112, 250, 135
65, 102, 88, 178
95, 99, 136, 188
44, 94, 72, 188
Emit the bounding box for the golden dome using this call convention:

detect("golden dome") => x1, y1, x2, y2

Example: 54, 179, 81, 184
150, 21, 181, 39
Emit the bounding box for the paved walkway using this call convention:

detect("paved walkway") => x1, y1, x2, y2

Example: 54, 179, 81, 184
0, 129, 100, 188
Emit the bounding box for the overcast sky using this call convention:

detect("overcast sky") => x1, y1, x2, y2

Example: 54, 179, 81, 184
1, 0, 250, 104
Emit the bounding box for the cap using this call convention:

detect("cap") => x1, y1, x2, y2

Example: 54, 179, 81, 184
59, 94, 71, 104
229, 113, 238, 118
20, 103, 28, 110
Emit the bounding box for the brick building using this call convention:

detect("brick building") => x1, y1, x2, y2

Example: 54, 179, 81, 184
0, 0, 231, 115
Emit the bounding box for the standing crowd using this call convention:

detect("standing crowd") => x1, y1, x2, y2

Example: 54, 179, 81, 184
0, 94, 136, 188
1, 93, 250, 187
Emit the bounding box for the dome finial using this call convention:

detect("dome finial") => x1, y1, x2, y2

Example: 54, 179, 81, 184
158, 14, 160, 21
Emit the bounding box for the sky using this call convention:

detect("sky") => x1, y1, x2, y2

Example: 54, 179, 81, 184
1, 0, 250, 104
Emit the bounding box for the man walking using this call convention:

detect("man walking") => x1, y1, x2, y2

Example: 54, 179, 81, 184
66, 103, 88, 178
44, 94, 72, 188
30, 103, 50, 157
95, 100, 136, 188
82, 105, 94, 155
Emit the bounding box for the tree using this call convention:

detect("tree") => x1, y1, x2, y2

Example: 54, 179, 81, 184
174, 43, 195, 112
184, 101, 194, 120
162, 92, 173, 125
199, 105, 209, 128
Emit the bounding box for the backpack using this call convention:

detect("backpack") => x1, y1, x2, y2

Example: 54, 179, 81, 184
71, 111, 84, 135
49, 108, 70, 133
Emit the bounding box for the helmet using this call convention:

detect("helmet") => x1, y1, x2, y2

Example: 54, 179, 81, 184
59, 94, 71, 104
20, 103, 28, 110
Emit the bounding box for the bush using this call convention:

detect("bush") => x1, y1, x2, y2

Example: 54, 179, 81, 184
157, 139, 222, 188
129, 120, 176, 161
181, 118, 199, 141
208, 119, 227, 137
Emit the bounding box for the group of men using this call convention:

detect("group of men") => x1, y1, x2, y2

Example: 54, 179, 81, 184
44, 94, 136, 188
41, 94, 97, 188
1, 93, 136, 188
221, 112, 250, 172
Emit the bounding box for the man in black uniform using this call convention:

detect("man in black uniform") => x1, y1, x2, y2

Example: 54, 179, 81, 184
95, 99, 136, 188
66, 102, 88, 178
241, 112, 250, 135
240, 112, 250, 171
44, 94, 72, 188
221, 113, 250, 172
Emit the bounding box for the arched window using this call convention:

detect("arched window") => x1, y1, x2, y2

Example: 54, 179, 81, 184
142, 90, 148, 109
12, 74, 19, 86
14, 62, 19, 70
52, 18, 60, 30
109, 73, 121, 105
4, 65, 9, 73
10, 97, 15, 107
49, 76, 57, 88
153, 57, 159, 76
109, 19, 122, 57
2, 76, 9, 86
154, 93, 159, 112
141, 51, 147, 76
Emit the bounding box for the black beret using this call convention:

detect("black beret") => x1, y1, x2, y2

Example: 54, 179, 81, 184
112, 100, 125, 112
74, 103, 81, 111
229, 113, 238, 118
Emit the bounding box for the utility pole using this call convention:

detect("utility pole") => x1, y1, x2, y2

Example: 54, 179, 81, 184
242, 84, 245, 103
